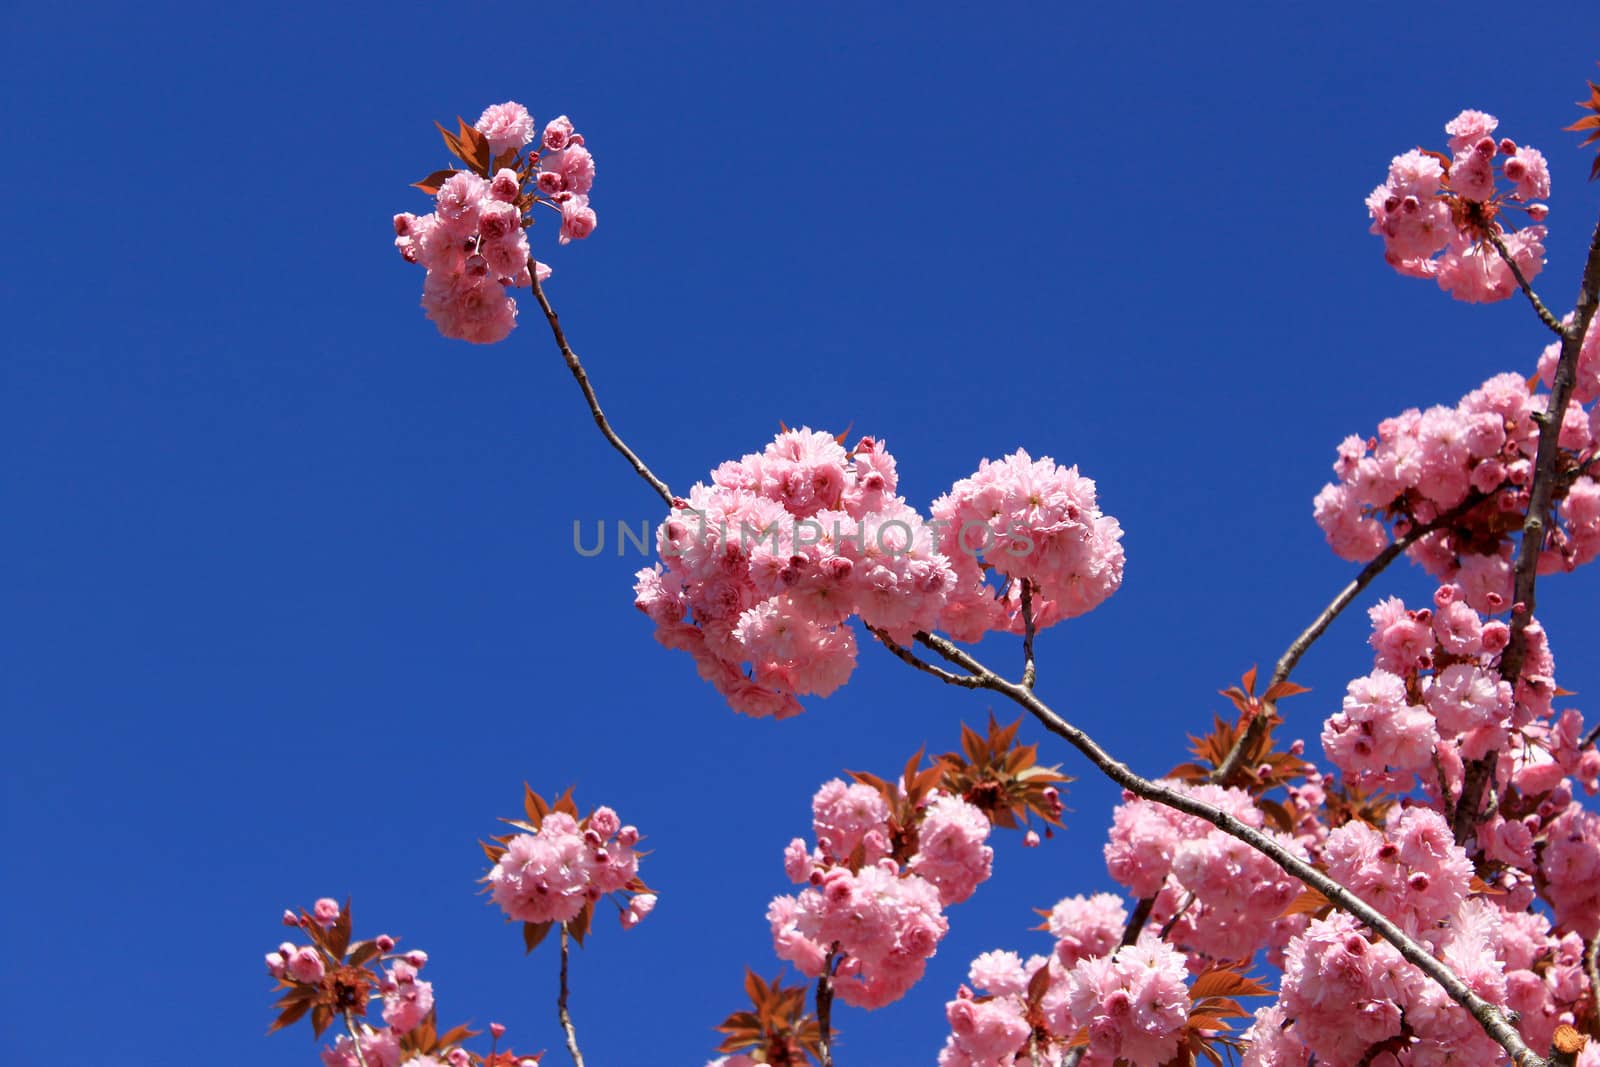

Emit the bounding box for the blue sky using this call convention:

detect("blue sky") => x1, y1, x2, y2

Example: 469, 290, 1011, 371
4, 3, 1598, 1065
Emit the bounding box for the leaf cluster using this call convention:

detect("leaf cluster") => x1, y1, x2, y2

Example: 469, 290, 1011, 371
713, 969, 827, 1066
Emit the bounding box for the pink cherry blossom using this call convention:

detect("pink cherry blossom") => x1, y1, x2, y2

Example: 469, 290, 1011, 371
475, 102, 535, 155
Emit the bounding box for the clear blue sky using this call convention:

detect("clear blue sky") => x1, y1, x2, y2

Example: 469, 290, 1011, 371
3, 4, 1597, 1065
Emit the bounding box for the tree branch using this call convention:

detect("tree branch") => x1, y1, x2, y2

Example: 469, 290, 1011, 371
816, 947, 838, 1067
529, 263, 675, 506
1487, 230, 1567, 336
1020, 578, 1038, 690
896, 631, 1546, 1067
558, 924, 585, 1067
342, 1012, 372, 1067
867, 625, 986, 688
1455, 213, 1600, 845
1211, 493, 1490, 784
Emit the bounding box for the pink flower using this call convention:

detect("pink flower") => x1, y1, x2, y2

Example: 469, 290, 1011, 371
541, 145, 595, 196
434, 173, 489, 237
1444, 110, 1499, 153
1503, 145, 1551, 200
487, 823, 595, 924
621, 893, 656, 929
559, 194, 597, 244
287, 945, 325, 984
810, 779, 891, 863
1066, 941, 1191, 1066
543, 115, 575, 151
381, 960, 433, 1034
312, 898, 341, 928
908, 792, 994, 906
475, 102, 535, 156
943, 995, 1031, 1064
1047, 892, 1126, 967
489, 168, 521, 203
321, 1026, 400, 1067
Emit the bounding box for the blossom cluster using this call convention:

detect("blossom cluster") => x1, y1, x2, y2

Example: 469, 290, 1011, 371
1314, 319, 1600, 586
264, 899, 540, 1067
634, 429, 1123, 717
393, 102, 597, 344
768, 777, 993, 1009
1366, 109, 1550, 302
1104, 781, 1306, 962
485, 790, 656, 933
935, 936, 1195, 1067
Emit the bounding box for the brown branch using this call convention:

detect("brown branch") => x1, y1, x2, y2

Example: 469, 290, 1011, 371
867, 625, 985, 688
816, 947, 838, 1067
1487, 230, 1567, 336
528, 261, 675, 507
1120, 894, 1157, 947
1157, 891, 1195, 940
558, 924, 585, 1067
1020, 578, 1038, 690
342, 1012, 372, 1067
1211, 492, 1490, 784
1456, 213, 1600, 845
897, 630, 1547, 1067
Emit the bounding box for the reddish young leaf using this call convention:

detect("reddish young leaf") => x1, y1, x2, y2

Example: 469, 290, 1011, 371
1262, 680, 1312, 701
437, 1023, 481, 1047
327, 897, 353, 958
436, 120, 466, 163
522, 920, 552, 954
1189, 965, 1273, 1000
568, 902, 593, 947
267, 997, 313, 1033
411, 168, 460, 195
1280, 886, 1332, 918
457, 118, 492, 175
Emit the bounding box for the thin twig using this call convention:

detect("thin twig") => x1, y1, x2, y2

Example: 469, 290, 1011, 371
816, 947, 838, 1067
1157, 891, 1195, 940
342, 1012, 372, 1067
528, 261, 675, 506
558, 924, 585, 1067
902, 630, 1546, 1067
1456, 215, 1600, 845
1211, 493, 1490, 784
1486, 230, 1566, 336
1020, 578, 1038, 690
867, 625, 985, 688
1583, 720, 1600, 751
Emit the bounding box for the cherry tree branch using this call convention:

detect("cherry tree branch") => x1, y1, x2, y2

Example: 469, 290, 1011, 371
520, 219, 1598, 1067
528, 262, 675, 507
342, 1012, 372, 1067
1455, 214, 1600, 844
866, 625, 986, 688
558, 924, 586, 1067
817, 947, 838, 1067
1487, 230, 1566, 336
1212, 492, 1492, 784
1020, 578, 1038, 690
901, 630, 1546, 1067
1120, 895, 1157, 947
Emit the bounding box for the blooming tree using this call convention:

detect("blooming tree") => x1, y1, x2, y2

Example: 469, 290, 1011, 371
265, 78, 1600, 1067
